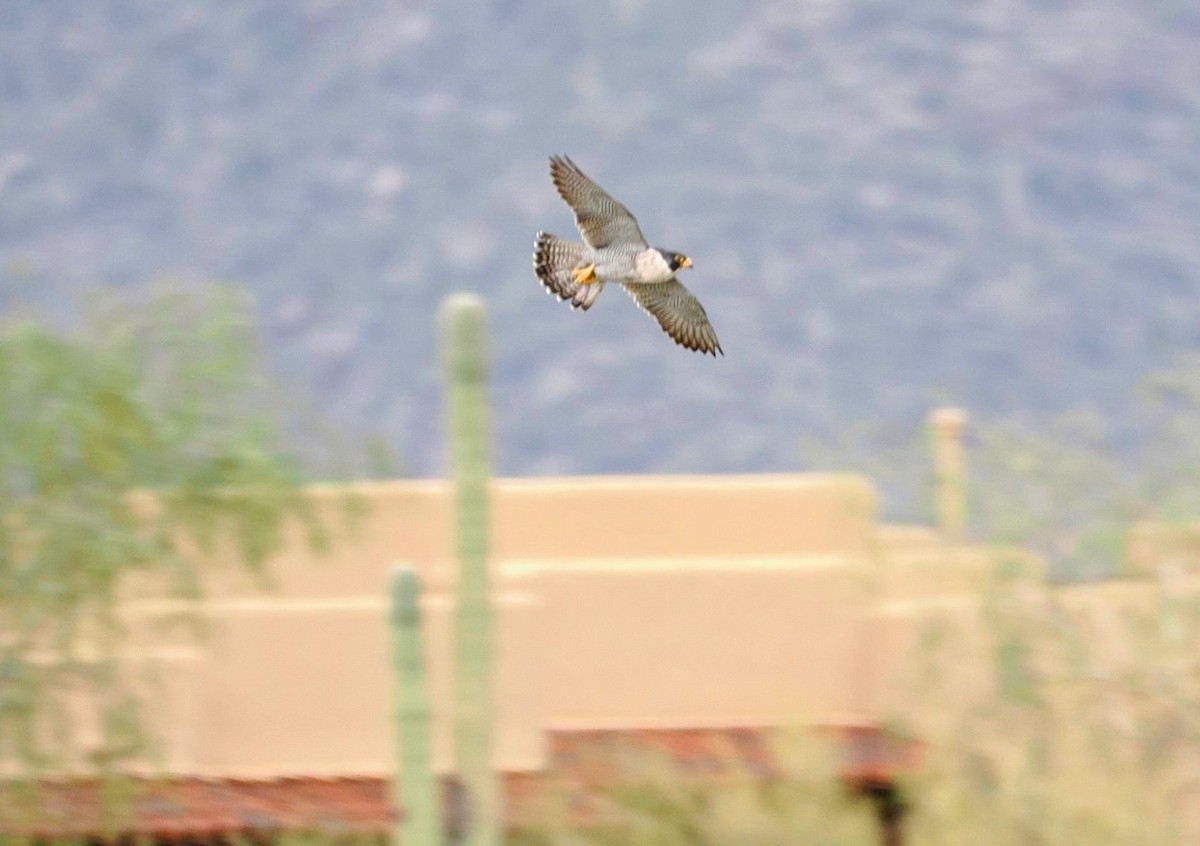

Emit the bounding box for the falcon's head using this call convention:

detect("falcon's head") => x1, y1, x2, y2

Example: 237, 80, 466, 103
659, 250, 693, 272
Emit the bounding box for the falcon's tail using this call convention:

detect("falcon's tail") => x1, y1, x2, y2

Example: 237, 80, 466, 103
533, 231, 605, 311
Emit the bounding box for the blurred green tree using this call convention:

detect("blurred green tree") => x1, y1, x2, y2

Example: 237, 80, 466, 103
0, 283, 329, 777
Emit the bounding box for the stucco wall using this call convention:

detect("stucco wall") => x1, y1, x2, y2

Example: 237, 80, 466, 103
97, 471, 1122, 778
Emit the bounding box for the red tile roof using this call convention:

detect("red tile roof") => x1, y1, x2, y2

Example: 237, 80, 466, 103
1, 727, 918, 839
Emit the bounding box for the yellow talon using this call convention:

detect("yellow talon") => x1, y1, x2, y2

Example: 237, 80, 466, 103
574, 262, 598, 285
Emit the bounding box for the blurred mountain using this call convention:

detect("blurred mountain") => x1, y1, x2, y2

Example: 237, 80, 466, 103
3, 0, 1200, 483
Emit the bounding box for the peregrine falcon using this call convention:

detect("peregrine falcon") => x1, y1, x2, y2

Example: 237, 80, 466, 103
533, 155, 723, 356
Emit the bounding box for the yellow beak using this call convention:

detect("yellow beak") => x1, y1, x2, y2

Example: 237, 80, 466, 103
680, 256, 693, 268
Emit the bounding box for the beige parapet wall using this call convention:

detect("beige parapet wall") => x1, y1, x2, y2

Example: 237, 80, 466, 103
106, 473, 900, 776
91, 472, 1057, 778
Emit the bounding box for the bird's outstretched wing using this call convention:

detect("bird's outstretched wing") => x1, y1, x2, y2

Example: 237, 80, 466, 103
549, 155, 648, 250
622, 280, 723, 356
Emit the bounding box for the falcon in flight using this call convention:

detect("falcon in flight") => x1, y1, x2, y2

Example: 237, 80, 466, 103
533, 155, 723, 356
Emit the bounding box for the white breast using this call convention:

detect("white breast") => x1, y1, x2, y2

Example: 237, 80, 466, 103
633, 249, 674, 283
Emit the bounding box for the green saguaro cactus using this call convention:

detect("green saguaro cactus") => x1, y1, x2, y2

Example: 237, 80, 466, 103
439, 294, 500, 846
391, 565, 443, 846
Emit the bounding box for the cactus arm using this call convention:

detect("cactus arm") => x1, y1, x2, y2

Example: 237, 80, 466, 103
391, 565, 444, 846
